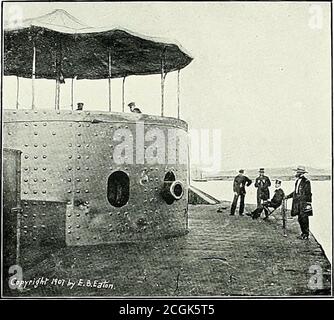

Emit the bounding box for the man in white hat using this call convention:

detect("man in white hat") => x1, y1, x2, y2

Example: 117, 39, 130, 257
285, 166, 313, 240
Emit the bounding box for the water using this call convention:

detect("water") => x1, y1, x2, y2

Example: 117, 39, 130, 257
192, 180, 332, 264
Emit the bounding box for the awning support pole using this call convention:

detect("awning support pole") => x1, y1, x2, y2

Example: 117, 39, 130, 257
122, 76, 126, 112
16, 76, 20, 109
71, 78, 74, 110
177, 70, 181, 119
31, 44, 36, 109
160, 47, 167, 117
108, 49, 112, 112
55, 79, 60, 110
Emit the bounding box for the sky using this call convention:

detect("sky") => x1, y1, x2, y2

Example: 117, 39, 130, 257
2, 2, 332, 171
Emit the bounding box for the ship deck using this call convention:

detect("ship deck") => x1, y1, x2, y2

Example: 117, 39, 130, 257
6, 203, 331, 297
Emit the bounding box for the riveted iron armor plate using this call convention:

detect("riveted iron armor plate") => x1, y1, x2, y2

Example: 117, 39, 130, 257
4, 110, 189, 245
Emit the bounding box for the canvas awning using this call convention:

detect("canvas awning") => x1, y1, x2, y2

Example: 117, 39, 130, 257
4, 9, 193, 80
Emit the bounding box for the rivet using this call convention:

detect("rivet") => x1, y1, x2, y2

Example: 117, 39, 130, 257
34, 144, 38, 147
68, 190, 72, 193
77, 167, 80, 170
34, 167, 38, 171
68, 143, 72, 147
78, 133, 81, 136
85, 167, 89, 170
33, 191, 37, 194
42, 179, 46, 182
42, 167, 46, 171
68, 178, 72, 182
43, 123, 47, 126
86, 144, 90, 147
85, 190, 89, 193
33, 123, 37, 127
34, 155, 38, 159
52, 132, 56, 135
76, 213, 80, 217
25, 123, 28, 127
42, 190, 46, 194
43, 143, 47, 147
68, 167, 72, 171
42, 155, 47, 159
77, 144, 81, 147
85, 178, 89, 182
76, 190, 80, 193
8, 132, 12, 135
34, 132, 38, 135
24, 155, 29, 159
24, 179, 28, 182
33, 178, 38, 182
86, 156, 89, 159
24, 144, 28, 147
76, 225, 80, 228
69, 155, 72, 159
77, 155, 81, 159
76, 178, 80, 182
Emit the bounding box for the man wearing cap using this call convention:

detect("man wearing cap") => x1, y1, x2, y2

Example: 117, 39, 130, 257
255, 168, 271, 207
230, 169, 252, 216
285, 166, 313, 240
128, 102, 142, 113
247, 179, 285, 219
76, 102, 84, 111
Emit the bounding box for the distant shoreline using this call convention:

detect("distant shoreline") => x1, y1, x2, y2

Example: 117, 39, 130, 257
194, 175, 331, 182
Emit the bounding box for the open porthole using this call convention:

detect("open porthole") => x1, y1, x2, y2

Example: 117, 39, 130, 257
107, 171, 130, 207
162, 171, 184, 205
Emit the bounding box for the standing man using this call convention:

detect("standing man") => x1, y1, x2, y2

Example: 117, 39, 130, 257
285, 166, 312, 240
255, 168, 271, 206
230, 169, 252, 216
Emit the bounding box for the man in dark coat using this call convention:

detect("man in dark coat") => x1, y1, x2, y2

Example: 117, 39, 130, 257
247, 180, 285, 219
285, 166, 312, 240
128, 102, 142, 113
254, 168, 271, 206
230, 169, 252, 216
